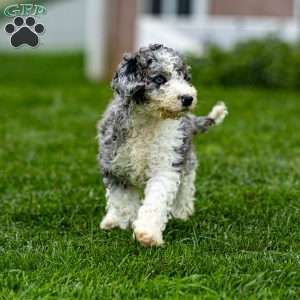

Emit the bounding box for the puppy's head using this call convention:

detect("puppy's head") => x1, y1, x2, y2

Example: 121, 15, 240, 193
112, 44, 197, 118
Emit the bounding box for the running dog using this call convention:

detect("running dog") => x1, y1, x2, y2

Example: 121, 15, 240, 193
97, 44, 228, 246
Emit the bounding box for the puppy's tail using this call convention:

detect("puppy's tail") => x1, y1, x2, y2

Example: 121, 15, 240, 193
193, 102, 228, 134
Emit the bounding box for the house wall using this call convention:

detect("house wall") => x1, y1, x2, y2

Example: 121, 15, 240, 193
138, 0, 300, 52
210, 0, 294, 17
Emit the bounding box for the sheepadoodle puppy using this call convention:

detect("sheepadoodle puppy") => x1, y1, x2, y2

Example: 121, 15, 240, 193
97, 44, 227, 247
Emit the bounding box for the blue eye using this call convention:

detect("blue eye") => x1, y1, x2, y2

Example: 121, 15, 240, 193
184, 73, 191, 82
152, 75, 167, 85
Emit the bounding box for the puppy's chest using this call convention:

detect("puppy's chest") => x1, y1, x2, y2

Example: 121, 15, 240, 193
111, 117, 183, 185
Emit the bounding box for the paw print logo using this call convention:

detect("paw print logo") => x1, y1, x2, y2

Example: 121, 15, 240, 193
5, 16, 45, 48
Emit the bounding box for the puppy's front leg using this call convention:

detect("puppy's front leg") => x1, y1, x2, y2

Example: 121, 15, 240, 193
194, 102, 228, 133
133, 171, 180, 247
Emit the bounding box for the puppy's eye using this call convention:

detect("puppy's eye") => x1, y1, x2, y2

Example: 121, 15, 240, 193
152, 75, 167, 85
184, 73, 191, 82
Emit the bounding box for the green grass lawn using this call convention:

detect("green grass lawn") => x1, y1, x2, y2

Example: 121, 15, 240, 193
1, 53, 300, 299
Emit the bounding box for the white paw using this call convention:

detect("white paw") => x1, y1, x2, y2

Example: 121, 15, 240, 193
133, 225, 163, 247
100, 214, 128, 230
172, 209, 193, 221
208, 102, 228, 125
172, 202, 194, 221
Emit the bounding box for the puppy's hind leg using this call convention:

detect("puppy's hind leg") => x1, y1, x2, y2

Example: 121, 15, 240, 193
100, 185, 140, 230
172, 166, 197, 220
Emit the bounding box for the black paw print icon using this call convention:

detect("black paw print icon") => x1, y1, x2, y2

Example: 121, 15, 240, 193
5, 16, 45, 48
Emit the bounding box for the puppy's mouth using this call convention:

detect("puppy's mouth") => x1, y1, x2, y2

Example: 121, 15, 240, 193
159, 108, 186, 119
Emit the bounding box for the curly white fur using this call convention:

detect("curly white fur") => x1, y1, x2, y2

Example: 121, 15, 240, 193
100, 186, 140, 230
132, 117, 183, 246
172, 166, 197, 220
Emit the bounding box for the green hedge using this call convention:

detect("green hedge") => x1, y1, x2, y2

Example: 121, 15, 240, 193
189, 37, 300, 89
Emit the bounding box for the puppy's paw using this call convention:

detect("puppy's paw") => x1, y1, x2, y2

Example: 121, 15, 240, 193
208, 102, 228, 125
133, 225, 163, 247
172, 207, 194, 221
100, 214, 128, 230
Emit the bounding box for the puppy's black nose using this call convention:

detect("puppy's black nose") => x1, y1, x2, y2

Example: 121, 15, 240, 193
181, 95, 193, 107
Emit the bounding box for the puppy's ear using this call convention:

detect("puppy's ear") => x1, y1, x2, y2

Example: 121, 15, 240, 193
111, 53, 145, 102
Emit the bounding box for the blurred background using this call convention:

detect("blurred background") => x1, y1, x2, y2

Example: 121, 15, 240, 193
1, 0, 300, 83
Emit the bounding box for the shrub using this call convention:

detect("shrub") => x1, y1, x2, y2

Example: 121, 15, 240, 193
189, 37, 300, 89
